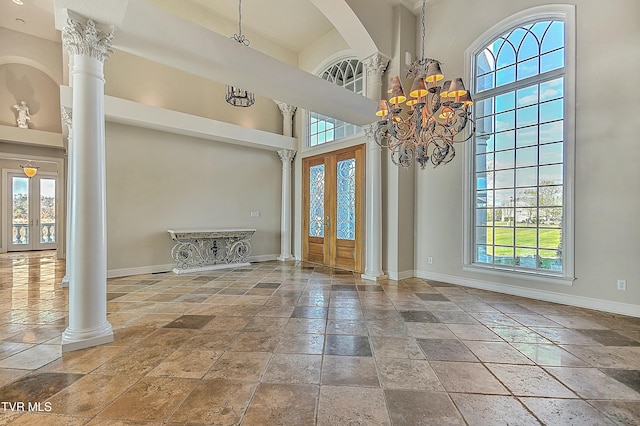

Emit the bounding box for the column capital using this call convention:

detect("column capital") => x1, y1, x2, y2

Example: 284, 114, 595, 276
363, 123, 378, 141
62, 16, 115, 62
277, 149, 296, 163
274, 101, 297, 117
61, 107, 72, 152
61, 107, 72, 128
362, 53, 390, 78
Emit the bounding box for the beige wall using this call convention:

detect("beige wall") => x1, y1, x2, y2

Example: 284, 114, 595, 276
104, 50, 283, 135
298, 29, 350, 74
105, 122, 282, 272
415, 0, 640, 311
383, 4, 416, 277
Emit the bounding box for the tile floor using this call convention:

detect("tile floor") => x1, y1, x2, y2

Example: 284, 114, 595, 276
0, 251, 639, 425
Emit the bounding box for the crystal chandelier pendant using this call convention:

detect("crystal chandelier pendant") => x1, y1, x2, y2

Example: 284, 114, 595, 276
373, 0, 475, 169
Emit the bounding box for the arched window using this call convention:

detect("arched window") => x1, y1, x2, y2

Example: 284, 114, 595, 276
465, 6, 575, 280
308, 58, 364, 147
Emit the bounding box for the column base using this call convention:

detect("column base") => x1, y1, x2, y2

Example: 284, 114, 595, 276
61, 321, 114, 353
277, 255, 296, 261
61, 275, 69, 288
361, 272, 388, 281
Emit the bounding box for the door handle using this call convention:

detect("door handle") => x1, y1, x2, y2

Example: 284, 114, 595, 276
325, 215, 330, 228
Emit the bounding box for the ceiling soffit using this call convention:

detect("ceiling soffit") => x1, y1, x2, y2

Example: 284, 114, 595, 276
54, 0, 377, 126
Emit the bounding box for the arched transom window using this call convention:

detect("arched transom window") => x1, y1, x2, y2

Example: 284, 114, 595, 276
470, 17, 571, 276
308, 59, 363, 147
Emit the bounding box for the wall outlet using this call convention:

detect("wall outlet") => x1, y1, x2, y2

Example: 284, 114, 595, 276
250, 211, 260, 218
428, 256, 433, 265
617, 280, 627, 291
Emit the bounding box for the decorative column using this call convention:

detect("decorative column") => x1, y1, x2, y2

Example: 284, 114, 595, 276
60, 107, 72, 288
274, 101, 297, 261
275, 102, 296, 137
361, 53, 389, 280
277, 148, 296, 261
61, 15, 115, 352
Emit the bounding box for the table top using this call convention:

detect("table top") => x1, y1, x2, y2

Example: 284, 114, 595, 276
167, 229, 256, 240
168, 228, 256, 234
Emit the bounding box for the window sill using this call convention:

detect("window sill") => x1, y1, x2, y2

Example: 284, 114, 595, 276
463, 264, 575, 286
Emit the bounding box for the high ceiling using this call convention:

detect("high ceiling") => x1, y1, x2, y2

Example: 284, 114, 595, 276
1, 0, 424, 52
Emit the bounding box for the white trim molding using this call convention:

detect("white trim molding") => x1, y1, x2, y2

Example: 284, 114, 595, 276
387, 270, 415, 281
415, 270, 640, 318
463, 4, 576, 280
107, 254, 280, 279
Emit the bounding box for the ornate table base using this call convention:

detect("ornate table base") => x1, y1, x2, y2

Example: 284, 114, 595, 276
167, 229, 256, 274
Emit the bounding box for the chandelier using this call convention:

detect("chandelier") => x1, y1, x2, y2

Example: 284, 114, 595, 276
374, 0, 475, 169
20, 161, 39, 178
225, 0, 255, 108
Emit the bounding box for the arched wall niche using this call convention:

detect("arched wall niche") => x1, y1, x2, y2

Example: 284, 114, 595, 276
0, 62, 62, 133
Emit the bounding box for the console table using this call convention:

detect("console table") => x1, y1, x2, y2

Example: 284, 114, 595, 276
167, 228, 256, 274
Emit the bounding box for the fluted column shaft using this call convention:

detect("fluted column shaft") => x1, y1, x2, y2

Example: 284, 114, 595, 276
61, 16, 114, 352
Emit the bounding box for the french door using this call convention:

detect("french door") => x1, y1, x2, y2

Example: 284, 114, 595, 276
303, 144, 365, 272
7, 173, 57, 251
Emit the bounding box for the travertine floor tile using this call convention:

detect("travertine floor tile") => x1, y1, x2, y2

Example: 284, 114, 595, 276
169, 378, 256, 425
430, 361, 509, 394
98, 377, 195, 421
147, 348, 222, 378
0, 253, 639, 425
588, 400, 640, 426
241, 383, 318, 425
450, 394, 541, 425
521, 397, 616, 425
370, 336, 425, 359
511, 343, 588, 366
204, 351, 271, 381
385, 390, 465, 426
376, 358, 443, 391
487, 363, 576, 397
262, 353, 322, 384
321, 355, 379, 387
464, 341, 535, 364
545, 366, 640, 400
0, 344, 61, 370
317, 386, 390, 426
445, 323, 502, 341
46, 374, 138, 416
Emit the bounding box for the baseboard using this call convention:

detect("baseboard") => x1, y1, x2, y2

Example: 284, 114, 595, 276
414, 270, 640, 318
249, 254, 279, 262
107, 255, 280, 278
387, 270, 415, 281
107, 264, 175, 278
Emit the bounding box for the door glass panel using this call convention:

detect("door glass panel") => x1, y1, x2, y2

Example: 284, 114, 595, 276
12, 177, 29, 245
40, 178, 56, 243
309, 164, 325, 237
336, 158, 356, 240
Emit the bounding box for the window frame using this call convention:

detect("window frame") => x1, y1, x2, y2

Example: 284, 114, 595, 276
463, 4, 576, 284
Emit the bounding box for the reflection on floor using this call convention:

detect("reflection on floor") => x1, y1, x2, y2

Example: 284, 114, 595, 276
0, 251, 639, 425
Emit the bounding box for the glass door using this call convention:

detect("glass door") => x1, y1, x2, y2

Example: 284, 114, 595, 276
8, 173, 57, 252
302, 145, 364, 272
